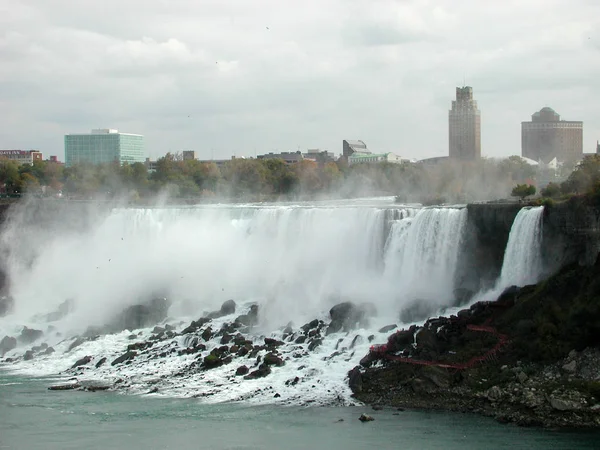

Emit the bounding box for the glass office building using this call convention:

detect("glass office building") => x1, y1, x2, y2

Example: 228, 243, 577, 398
64, 129, 144, 167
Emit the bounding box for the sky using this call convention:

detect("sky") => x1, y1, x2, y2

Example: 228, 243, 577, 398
1, 0, 599, 161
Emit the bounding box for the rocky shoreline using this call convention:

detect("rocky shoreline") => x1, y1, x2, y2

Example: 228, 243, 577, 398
348, 263, 600, 429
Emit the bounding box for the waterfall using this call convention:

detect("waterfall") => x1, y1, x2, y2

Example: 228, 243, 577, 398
383, 207, 467, 304
498, 206, 545, 288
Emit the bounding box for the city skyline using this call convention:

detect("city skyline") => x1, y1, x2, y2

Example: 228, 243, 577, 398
1, 1, 599, 161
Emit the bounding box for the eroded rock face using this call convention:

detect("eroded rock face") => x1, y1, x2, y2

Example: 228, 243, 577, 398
0, 335, 17, 356
19, 327, 43, 345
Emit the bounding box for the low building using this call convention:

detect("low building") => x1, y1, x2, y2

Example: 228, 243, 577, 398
257, 151, 303, 164
342, 140, 370, 161
348, 152, 408, 166
0, 150, 43, 165
64, 128, 144, 167
302, 149, 336, 166
183, 150, 196, 161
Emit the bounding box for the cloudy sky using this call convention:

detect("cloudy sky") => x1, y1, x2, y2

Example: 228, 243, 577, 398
1, 0, 599, 161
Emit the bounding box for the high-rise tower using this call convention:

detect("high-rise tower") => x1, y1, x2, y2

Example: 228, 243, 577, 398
449, 86, 481, 161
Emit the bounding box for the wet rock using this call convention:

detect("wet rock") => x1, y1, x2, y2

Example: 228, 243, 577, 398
295, 335, 307, 344
68, 337, 86, 352
111, 351, 137, 366
307, 339, 322, 351
202, 354, 223, 369
236, 365, 249, 376
244, 363, 272, 380
207, 299, 237, 319
127, 341, 152, 352
23, 350, 34, 361
274, 393, 280, 398
359, 414, 374, 422
152, 326, 165, 334
348, 367, 363, 394
19, 327, 43, 345
367, 335, 375, 342
386, 328, 415, 353
220, 333, 233, 345
48, 383, 80, 391
264, 337, 284, 348
263, 352, 285, 367
95, 357, 107, 368
378, 324, 397, 334
327, 302, 374, 335
301, 319, 320, 332
359, 353, 376, 368
235, 304, 259, 326
350, 335, 363, 350
0, 295, 14, 317
201, 327, 213, 342
0, 335, 17, 356
42, 347, 55, 356
236, 346, 250, 357
71, 356, 92, 368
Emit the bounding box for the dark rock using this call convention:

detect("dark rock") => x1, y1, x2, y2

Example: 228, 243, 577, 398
0, 295, 14, 317
95, 357, 107, 368
42, 347, 55, 356
295, 335, 307, 344
264, 337, 284, 347
0, 335, 17, 356
378, 324, 397, 334
68, 337, 86, 352
152, 326, 165, 334
348, 367, 363, 394
201, 327, 213, 342
359, 413, 374, 422
372, 405, 384, 411
301, 319, 320, 332
111, 351, 137, 366
207, 299, 237, 319
23, 350, 34, 361
307, 339, 322, 351
48, 383, 80, 391
386, 327, 415, 353
71, 356, 92, 368
235, 304, 259, 326
326, 302, 374, 335
367, 335, 375, 342
274, 393, 280, 398
350, 335, 363, 349
263, 352, 285, 367
237, 346, 249, 357
165, 324, 175, 331
202, 354, 223, 369
220, 333, 233, 345
127, 341, 152, 352
19, 327, 43, 345
244, 363, 272, 380
236, 365, 249, 376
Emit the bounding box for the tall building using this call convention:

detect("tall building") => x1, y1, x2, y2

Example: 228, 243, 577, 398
449, 86, 481, 161
521, 107, 582, 163
64, 129, 144, 167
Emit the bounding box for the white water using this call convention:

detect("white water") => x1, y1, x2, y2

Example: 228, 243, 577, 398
498, 206, 545, 288
0, 200, 543, 405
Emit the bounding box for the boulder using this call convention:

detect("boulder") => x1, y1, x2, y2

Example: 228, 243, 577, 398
207, 299, 237, 319
0, 296, 14, 317
386, 328, 415, 353
264, 337, 284, 348
23, 350, 34, 361
562, 360, 577, 374
19, 327, 43, 345
68, 337, 86, 352
235, 304, 259, 326
358, 414, 374, 422
111, 351, 137, 366
350, 335, 363, 350
263, 352, 285, 367
348, 367, 363, 394
201, 327, 213, 342
202, 353, 223, 369
301, 319, 320, 332
95, 357, 107, 368
0, 335, 17, 356
307, 338, 322, 351
48, 383, 80, 391
244, 363, 272, 380
42, 347, 55, 356
71, 356, 92, 368
236, 365, 249, 376
326, 302, 374, 335
378, 324, 397, 334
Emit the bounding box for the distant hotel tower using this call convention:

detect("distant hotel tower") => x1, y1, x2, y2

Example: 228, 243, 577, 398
521, 107, 583, 163
449, 86, 481, 161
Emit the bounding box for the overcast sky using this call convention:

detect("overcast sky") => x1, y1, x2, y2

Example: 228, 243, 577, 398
1, 0, 599, 161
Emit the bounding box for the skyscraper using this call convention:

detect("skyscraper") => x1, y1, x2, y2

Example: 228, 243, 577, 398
521, 107, 583, 163
64, 129, 144, 167
449, 86, 481, 161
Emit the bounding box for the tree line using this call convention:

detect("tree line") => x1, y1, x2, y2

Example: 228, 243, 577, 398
0, 152, 565, 204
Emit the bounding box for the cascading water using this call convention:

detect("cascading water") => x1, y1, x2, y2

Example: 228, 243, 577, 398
0, 201, 472, 405
498, 206, 545, 288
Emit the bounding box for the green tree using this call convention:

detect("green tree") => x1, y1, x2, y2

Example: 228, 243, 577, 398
540, 182, 561, 198
511, 183, 536, 200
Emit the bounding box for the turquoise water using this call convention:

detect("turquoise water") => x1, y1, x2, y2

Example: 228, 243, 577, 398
1, 374, 598, 449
